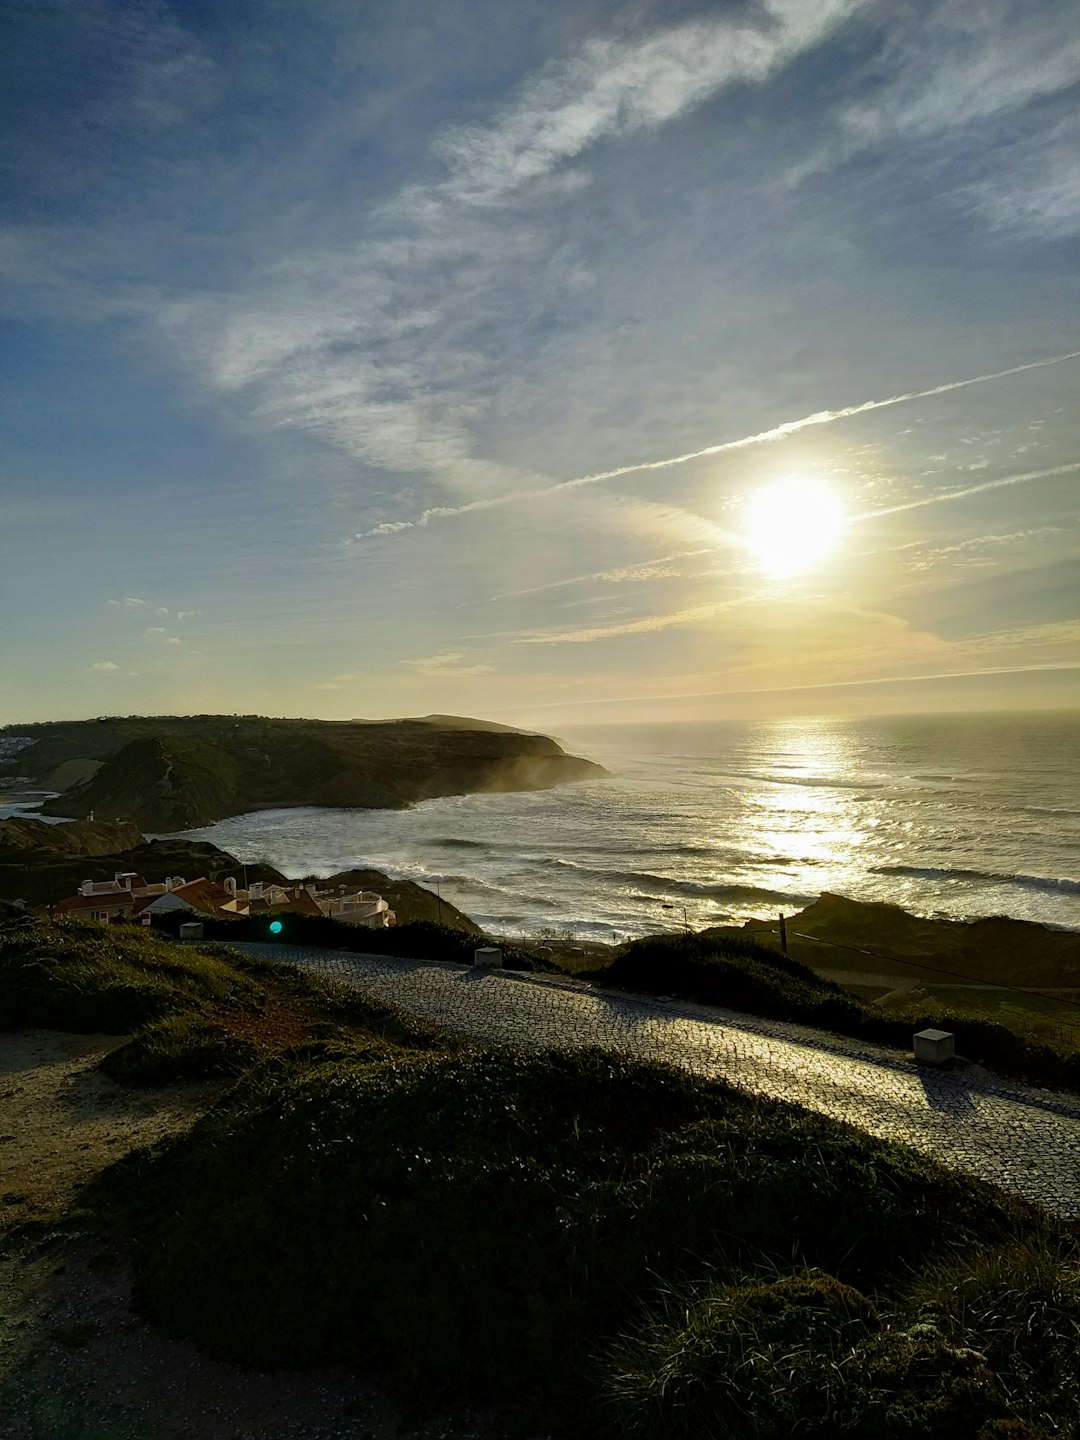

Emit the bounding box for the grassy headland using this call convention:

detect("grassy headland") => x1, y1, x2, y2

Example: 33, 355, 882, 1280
2, 909, 1079, 1437
0, 713, 607, 830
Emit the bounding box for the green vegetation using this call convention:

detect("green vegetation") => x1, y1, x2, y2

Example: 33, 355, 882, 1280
0, 911, 465, 1079
190, 911, 557, 969
2, 712, 606, 830
586, 931, 1080, 1091
96, 1045, 1077, 1436
99, 1011, 259, 1084
6, 908, 1080, 1436
0, 912, 264, 1034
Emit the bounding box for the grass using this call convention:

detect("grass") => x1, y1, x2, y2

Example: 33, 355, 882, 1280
186, 911, 560, 971
0, 911, 467, 1082
7, 907, 1080, 1436
0, 912, 266, 1034
90, 1043, 1076, 1437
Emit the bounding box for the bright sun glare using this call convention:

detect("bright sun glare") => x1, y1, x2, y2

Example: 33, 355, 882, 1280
743, 477, 847, 578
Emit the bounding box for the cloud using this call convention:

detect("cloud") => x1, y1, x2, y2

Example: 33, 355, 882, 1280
107, 596, 146, 608
145, 626, 167, 633
401, 650, 495, 676
856, 460, 1080, 520
359, 351, 1080, 536
156, 0, 867, 495
842, 1, 1080, 146
419, 0, 867, 210
510, 597, 756, 646
89, 660, 119, 671
484, 548, 714, 603
783, 2, 1080, 239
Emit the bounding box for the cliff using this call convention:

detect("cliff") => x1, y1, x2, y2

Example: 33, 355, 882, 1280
0, 714, 608, 832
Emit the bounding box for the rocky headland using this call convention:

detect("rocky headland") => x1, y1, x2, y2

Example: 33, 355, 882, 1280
0, 713, 608, 832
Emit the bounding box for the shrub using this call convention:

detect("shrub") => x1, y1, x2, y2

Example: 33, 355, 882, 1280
598, 1269, 878, 1439
200, 914, 555, 971
101, 1013, 259, 1085
0, 916, 264, 1032
112, 1048, 1036, 1406
899, 1238, 1080, 1418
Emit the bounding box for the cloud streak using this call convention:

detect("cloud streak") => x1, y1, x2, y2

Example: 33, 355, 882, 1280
857, 461, 1080, 519
358, 350, 1080, 536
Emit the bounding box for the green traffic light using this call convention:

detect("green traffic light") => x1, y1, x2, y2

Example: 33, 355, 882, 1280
269, 919, 283, 935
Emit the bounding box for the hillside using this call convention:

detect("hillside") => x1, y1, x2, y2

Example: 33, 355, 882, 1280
0, 714, 608, 831
0, 828, 478, 930
717, 892, 1080, 990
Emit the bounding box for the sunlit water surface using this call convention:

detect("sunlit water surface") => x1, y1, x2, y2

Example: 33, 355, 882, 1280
176, 712, 1078, 941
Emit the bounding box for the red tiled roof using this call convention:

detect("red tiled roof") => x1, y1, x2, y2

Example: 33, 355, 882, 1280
52, 892, 157, 916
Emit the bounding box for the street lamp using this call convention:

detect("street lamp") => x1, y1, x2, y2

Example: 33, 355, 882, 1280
661, 903, 689, 933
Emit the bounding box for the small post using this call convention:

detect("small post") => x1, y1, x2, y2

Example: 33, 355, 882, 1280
778, 913, 788, 957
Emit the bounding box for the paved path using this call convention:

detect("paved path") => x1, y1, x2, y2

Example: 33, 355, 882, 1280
224, 943, 1080, 1221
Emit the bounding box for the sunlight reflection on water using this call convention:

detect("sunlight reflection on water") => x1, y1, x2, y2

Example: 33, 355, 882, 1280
176, 713, 1080, 940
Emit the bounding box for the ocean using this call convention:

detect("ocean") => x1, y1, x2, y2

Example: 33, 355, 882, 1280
176, 711, 1080, 941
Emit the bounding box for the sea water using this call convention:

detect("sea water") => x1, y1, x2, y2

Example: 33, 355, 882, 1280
177, 711, 1080, 941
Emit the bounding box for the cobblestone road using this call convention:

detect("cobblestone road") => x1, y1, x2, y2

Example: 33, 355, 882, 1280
225, 943, 1080, 1221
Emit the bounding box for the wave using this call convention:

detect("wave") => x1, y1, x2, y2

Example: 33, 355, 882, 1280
871, 865, 1080, 897
427, 837, 491, 850
707, 768, 886, 791
665, 880, 817, 906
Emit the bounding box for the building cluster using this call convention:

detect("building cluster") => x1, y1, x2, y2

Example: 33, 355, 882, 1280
41, 871, 395, 928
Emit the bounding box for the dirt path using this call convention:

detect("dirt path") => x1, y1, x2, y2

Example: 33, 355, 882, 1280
0, 1031, 544, 1440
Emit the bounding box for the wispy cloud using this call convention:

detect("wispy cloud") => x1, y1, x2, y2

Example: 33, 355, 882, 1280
401, 650, 495, 677
89, 660, 119, 671
160, 0, 867, 493
510, 597, 757, 646
796, 0, 1080, 237
857, 460, 1080, 519
486, 549, 713, 603
107, 596, 146, 608
358, 351, 1080, 536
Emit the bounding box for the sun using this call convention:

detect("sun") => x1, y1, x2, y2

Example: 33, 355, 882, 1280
742, 477, 847, 578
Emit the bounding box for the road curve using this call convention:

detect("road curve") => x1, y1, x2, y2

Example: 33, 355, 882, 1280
223, 942, 1080, 1221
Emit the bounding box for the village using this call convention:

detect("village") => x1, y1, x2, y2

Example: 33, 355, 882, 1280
40, 870, 395, 929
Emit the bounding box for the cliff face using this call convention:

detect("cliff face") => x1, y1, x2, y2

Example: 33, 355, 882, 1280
12, 714, 608, 831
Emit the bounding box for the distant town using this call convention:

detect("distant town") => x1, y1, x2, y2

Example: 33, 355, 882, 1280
41, 870, 394, 929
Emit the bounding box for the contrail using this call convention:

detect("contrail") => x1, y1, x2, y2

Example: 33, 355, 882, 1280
855, 461, 1080, 520
357, 348, 1080, 537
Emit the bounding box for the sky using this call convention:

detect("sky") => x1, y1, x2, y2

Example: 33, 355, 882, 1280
2, 0, 1079, 730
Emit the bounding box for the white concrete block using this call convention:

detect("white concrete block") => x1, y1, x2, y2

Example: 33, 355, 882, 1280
474, 946, 502, 968
179, 922, 204, 941
914, 1028, 955, 1064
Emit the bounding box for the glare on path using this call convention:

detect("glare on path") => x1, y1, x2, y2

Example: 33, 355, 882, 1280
223, 942, 1080, 1221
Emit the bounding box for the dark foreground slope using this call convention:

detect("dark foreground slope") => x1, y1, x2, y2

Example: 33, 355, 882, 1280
4, 915, 1080, 1438
0, 714, 608, 830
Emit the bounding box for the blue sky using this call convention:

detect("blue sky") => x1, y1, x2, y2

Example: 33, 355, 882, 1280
2, 0, 1078, 726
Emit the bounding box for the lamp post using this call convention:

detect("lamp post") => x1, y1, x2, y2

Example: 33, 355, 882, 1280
661, 903, 689, 933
